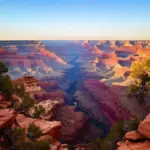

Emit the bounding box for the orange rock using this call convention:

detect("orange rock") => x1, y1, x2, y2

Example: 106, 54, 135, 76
16, 114, 61, 138
125, 131, 145, 141
0, 109, 16, 129
37, 135, 52, 141
34, 119, 61, 136
50, 140, 61, 150
117, 140, 150, 150
16, 114, 34, 130
0, 101, 12, 109
138, 114, 150, 139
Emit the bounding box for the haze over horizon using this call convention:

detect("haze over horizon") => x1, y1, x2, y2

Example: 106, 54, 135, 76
0, 0, 150, 40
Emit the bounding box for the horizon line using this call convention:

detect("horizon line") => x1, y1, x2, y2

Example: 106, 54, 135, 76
0, 36, 150, 40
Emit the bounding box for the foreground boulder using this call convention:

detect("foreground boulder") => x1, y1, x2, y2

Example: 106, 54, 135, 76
0, 109, 16, 129
16, 114, 61, 138
117, 140, 150, 150
125, 131, 145, 141
138, 114, 150, 139
117, 114, 150, 150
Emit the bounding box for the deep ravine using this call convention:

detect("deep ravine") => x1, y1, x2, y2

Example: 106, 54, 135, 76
64, 56, 110, 143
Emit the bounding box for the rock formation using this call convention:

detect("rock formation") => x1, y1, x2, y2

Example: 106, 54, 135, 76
55, 106, 88, 142
29, 100, 60, 120
0, 109, 16, 129
16, 114, 61, 138
14, 76, 41, 93
1, 40, 150, 149
117, 114, 150, 150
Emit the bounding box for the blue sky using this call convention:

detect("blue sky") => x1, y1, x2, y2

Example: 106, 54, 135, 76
0, 0, 150, 40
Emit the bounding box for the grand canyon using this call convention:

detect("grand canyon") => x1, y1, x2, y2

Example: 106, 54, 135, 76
0, 40, 150, 150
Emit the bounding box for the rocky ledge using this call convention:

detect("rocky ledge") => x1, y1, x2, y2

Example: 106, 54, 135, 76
16, 114, 61, 138
117, 114, 150, 150
0, 109, 16, 129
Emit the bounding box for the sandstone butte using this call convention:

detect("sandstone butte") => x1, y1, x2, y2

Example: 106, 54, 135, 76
117, 114, 150, 150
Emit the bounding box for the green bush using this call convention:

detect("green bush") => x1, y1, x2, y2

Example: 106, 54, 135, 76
21, 94, 35, 112
22, 139, 50, 150
28, 123, 42, 139
13, 83, 36, 113
13, 83, 26, 97
0, 62, 14, 100
68, 144, 76, 150
32, 139, 50, 150
0, 74, 14, 100
14, 94, 35, 113
12, 127, 50, 150
129, 58, 150, 104
91, 118, 139, 150
33, 105, 45, 118
0, 61, 8, 74
13, 127, 26, 150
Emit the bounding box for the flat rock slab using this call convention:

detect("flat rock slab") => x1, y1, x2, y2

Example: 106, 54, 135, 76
0, 109, 16, 129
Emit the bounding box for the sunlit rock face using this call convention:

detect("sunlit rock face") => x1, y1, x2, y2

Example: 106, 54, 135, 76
14, 76, 42, 93
70, 40, 150, 138
0, 41, 70, 79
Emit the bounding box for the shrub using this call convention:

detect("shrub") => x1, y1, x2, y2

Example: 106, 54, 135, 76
14, 94, 35, 113
13, 83, 36, 113
33, 105, 45, 118
12, 127, 50, 150
12, 127, 26, 150
129, 58, 150, 104
0, 74, 14, 100
0, 61, 8, 74
91, 118, 140, 150
68, 144, 76, 150
32, 139, 50, 150
0, 62, 13, 100
13, 83, 26, 97
28, 123, 42, 139
21, 94, 35, 112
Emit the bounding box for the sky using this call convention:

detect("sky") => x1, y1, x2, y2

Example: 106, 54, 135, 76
0, 0, 150, 40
